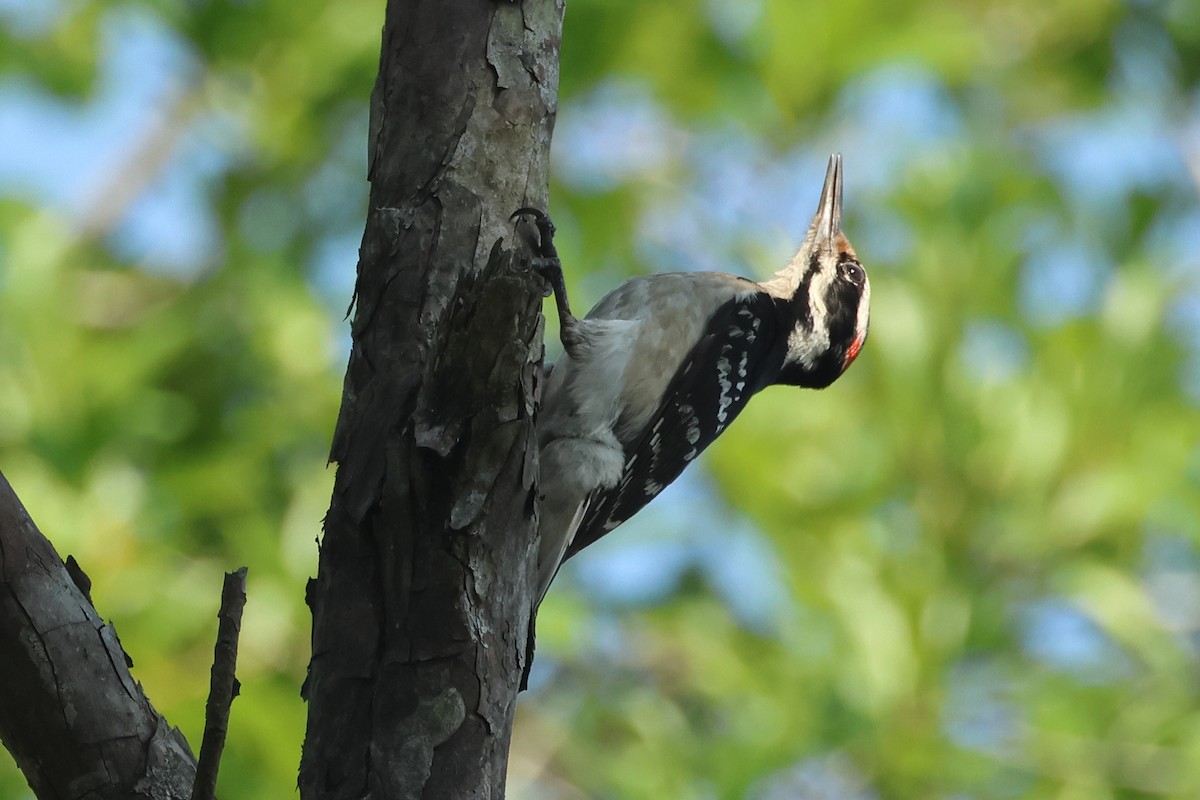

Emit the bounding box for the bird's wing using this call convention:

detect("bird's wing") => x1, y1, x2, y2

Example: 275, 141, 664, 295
534, 493, 591, 604
566, 292, 782, 559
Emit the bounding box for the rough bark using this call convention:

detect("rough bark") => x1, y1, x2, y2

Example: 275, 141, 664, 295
0, 470, 198, 800
299, 1, 562, 798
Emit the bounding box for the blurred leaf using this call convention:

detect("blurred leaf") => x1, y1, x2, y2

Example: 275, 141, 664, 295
4, 0, 1200, 798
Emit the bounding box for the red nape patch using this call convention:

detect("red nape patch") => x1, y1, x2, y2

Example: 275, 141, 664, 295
843, 335, 864, 371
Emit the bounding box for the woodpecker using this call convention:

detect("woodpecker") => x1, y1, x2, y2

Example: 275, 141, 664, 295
516, 153, 870, 605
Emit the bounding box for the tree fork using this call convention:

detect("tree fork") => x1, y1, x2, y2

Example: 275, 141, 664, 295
299, 0, 563, 797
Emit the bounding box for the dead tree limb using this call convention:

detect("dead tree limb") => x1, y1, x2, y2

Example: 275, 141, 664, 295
191, 567, 249, 800
0, 469, 197, 800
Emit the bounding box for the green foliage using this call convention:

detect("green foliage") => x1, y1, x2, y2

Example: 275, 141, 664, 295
3, 0, 1200, 798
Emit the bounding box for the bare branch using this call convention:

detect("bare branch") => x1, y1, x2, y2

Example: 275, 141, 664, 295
191, 567, 249, 800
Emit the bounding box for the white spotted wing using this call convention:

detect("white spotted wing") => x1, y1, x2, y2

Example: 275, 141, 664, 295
566, 293, 782, 558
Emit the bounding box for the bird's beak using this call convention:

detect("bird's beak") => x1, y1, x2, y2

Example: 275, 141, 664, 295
813, 153, 843, 243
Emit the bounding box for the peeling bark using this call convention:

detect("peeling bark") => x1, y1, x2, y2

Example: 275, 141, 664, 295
0, 470, 197, 800
299, 0, 563, 797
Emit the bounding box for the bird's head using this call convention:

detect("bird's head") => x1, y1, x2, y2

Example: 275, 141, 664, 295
766, 153, 871, 389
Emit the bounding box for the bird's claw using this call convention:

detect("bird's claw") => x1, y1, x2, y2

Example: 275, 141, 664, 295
512, 207, 559, 263
511, 207, 557, 248
513, 206, 578, 338
513, 207, 565, 296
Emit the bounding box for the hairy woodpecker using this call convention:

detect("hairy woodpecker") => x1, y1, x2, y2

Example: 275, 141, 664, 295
516, 153, 870, 604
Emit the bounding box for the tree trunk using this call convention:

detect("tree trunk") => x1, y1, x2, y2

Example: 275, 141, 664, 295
0, 470, 198, 800
0, 0, 559, 796
298, 0, 563, 797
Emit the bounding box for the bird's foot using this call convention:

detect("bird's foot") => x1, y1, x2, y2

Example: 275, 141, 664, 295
512, 208, 579, 352
512, 207, 558, 262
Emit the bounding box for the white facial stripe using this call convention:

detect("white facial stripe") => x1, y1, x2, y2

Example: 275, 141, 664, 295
856, 275, 871, 340
759, 246, 810, 299
785, 255, 837, 368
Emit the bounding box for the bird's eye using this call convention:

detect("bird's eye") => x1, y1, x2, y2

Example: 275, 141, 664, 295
843, 263, 865, 285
